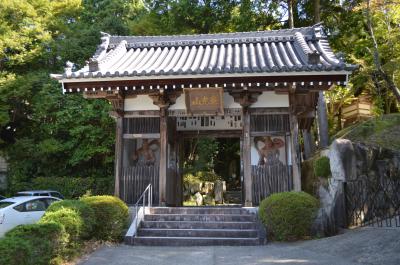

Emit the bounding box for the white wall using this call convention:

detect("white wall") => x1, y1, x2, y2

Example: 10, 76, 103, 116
124, 95, 160, 111
250, 91, 289, 108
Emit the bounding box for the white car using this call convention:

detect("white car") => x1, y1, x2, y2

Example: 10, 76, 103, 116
0, 196, 61, 237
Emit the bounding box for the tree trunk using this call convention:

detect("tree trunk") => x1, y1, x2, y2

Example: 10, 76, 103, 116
314, 0, 320, 24
318, 91, 330, 148
366, 0, 400, 102
288, 0, 294, 28
313, 0, 329, 148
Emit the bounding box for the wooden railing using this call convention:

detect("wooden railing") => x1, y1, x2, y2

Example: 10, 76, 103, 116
121, 165, 159, 205
251, 163, 292, 205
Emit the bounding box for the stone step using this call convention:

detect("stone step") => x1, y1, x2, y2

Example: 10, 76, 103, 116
137, 228, 258, 238
150, 207, 250, 215
133, 236, 260, 246
144, 214, 256, 222
141, 220, 257, 230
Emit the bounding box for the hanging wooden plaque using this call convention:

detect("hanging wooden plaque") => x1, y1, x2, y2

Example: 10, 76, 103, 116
184, 87, 224, 115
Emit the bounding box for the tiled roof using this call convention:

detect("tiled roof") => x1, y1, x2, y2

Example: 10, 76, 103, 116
57, 24, 356, 80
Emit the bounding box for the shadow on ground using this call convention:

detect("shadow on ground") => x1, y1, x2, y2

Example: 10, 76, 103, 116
78, 227, 400, 265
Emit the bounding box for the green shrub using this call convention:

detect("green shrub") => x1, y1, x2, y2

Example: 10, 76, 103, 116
183, 173, 201, 185
80, 195, 129, 241
195, 171, 222, 182
0, 236, 32, 265
30, 177, 113, 199
40, 208, 83, 242
313, 156, 331, 178
259, 191, 319, 241
46, 200, 96, 239
3, 223, 67, 265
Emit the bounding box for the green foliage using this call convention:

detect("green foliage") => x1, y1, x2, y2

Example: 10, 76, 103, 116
334, 114, 400, 150
29, 176, 113, 198
40, 208, 83, 243
46, 200, 96, 239
80, 195, 129, 241
195, 171, 222, 182
0, 236, 32, 265
184, 137, 220, 174
2, 223, 67, 265
301, 159, 319, 196
259, 192, 319, 241
313, 157, 331, 178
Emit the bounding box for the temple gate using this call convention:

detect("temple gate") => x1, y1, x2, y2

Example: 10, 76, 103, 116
52, 24, 355, 206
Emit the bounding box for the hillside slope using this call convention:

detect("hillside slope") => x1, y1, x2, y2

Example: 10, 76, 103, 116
333, 114, 400, 151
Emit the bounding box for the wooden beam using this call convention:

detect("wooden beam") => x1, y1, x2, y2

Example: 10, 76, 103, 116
180, 130, 242, 138
64, 74, 347, 92
123, 133, 160, 139
124, 110, 160, 117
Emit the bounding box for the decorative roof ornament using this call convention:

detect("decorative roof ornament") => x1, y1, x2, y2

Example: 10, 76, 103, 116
313, 22, 325, 39
308, 51, 321, 64
88, 32, 111, 72
64, 61, 75, 75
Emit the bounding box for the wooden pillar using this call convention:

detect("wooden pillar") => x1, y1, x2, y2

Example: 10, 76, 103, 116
159, 107, 168, 206
230, 90, 260, 206
242, 107, 252, 206
289, 93, 302, 191
150, 91, 180, 206
107, 92, 124, 199
114, 116, 123, 197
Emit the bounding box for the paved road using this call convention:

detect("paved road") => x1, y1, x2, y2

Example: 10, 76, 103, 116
78, 227, 400, 265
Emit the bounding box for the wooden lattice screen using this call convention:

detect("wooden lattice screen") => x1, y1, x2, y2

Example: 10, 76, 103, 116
123, 117, 160, 134
250, 114, 290, 133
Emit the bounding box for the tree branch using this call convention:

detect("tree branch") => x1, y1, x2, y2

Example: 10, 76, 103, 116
366, 0, 400, 102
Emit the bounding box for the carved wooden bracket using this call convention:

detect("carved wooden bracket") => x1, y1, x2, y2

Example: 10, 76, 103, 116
289, 91, 318, 130
149, 91, 181, 108
106, 91, 124, 117
230, 91, 261, 110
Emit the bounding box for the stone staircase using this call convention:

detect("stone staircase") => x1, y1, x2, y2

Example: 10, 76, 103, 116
130, 207, 263, 246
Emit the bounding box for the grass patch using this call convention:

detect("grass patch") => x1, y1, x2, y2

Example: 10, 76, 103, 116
334, 114, 400, 151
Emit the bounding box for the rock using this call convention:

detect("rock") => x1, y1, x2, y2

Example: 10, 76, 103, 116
201, 181, 215, 194
329, 139, 356, 181
194, 192, 203, 206
189, 182, 202, 194
214, 181, 225, 204
203, 195, 215, 206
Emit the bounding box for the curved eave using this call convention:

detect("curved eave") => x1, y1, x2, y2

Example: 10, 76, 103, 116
56, 70, 353, 84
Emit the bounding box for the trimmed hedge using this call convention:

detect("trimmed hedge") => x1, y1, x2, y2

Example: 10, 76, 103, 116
80, 195, 129, 241
313, 156, 331, 178
40, 208, 84, 244
259, 191, 319, 241
0, 236, 32, 265
1, 223, 67, 265
0, 196, 129, 265
46, 199, 96, 239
